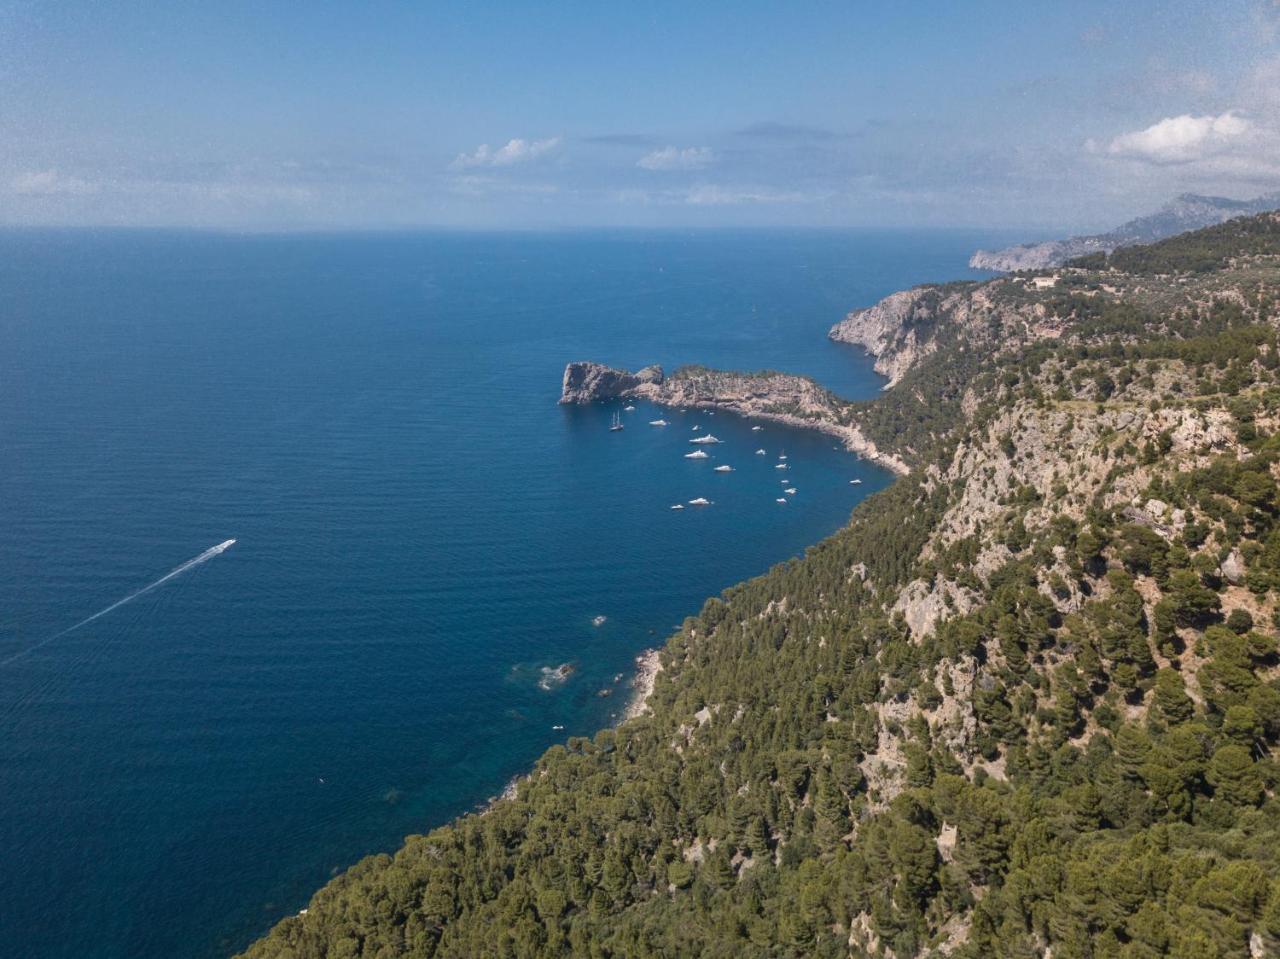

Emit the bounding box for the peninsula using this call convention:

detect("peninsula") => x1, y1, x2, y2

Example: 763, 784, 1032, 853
559, 362, 909, 475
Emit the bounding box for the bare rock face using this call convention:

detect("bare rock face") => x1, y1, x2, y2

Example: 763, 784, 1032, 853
828, 288, 945, 387
970, 238, 1110, 273
559, 362, 663, 404
1221, 549, 1246, 585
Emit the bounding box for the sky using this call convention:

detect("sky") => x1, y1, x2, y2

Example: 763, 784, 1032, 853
3, 0, 1280, 232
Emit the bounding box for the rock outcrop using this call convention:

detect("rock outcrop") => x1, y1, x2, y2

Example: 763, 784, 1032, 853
828, 286, 950, 387
560, 362, 663, 404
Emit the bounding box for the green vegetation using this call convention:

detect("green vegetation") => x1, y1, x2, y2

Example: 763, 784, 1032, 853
241, 214, 1280, 958
1079, 211, 1280, 275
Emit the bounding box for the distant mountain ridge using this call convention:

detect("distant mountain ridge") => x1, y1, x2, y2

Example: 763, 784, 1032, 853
970, 191, 1280, 271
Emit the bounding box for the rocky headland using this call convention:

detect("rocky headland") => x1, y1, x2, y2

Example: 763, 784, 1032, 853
559, 361, 909, 474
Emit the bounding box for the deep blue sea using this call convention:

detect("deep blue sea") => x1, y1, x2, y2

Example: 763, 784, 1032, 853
0, 228, 1006, 958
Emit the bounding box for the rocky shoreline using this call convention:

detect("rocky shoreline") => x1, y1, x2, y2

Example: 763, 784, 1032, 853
624, 648, 662, 721
559, 361, 910, 475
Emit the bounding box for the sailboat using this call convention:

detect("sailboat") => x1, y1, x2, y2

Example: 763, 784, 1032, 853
610, 412, 624, 431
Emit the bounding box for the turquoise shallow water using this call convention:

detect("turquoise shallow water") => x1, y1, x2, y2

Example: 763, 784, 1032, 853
0, 228, 1006, 958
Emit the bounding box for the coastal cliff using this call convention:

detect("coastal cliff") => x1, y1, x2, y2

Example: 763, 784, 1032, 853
559, 361, 909, 474
560, 362, 665, 404
827, 285, 968, 387
243, 214, 1280, 959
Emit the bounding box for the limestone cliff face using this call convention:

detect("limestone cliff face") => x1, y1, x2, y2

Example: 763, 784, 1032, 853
559, 362, 664, 404
558, 362, 910, 474
969, 237, 1110, 272
829, 282, 1014, 387
828, 287, 950, 386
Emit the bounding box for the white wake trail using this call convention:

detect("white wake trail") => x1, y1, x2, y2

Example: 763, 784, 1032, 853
0, 539, 236, 669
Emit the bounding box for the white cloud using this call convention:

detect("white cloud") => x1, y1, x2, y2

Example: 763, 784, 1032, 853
451, 137, 561, 169
637, 146, 714, 171
1103, 111, 1251, 164
10, 169, 98, 195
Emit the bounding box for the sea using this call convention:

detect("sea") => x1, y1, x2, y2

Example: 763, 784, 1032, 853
0, 228, 1008, 958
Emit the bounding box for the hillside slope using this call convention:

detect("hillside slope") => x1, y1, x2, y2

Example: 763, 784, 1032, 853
969, 192, 1280, 272
241, 215, 1280, 959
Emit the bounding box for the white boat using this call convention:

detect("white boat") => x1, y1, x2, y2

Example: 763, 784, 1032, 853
714, 465, 733, 472
552, 724, 564, 730
850, 478, 863, 484
688, 497, 711, 506
624, 405, 636, 411
649, 419, 669, 426
609, 412, 624, 432
775, 463, 789, 470
784, 487, 797, 494
755, 449, 766, 455
776, 497, 787, 503
689, 434, 721, 444
691, 425, 701, 431
778, 454, 787, 461
751, 425, 763, 431
670, 504, 685, 510
593, 615, 607, 626
685, 450, 709, 459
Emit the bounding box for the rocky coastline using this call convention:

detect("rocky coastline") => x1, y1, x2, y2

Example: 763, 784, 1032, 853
559, 361, 910, 475
623, 648, 662, 721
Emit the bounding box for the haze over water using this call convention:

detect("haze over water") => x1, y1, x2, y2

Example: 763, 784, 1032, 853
0, 228, 1003, 958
